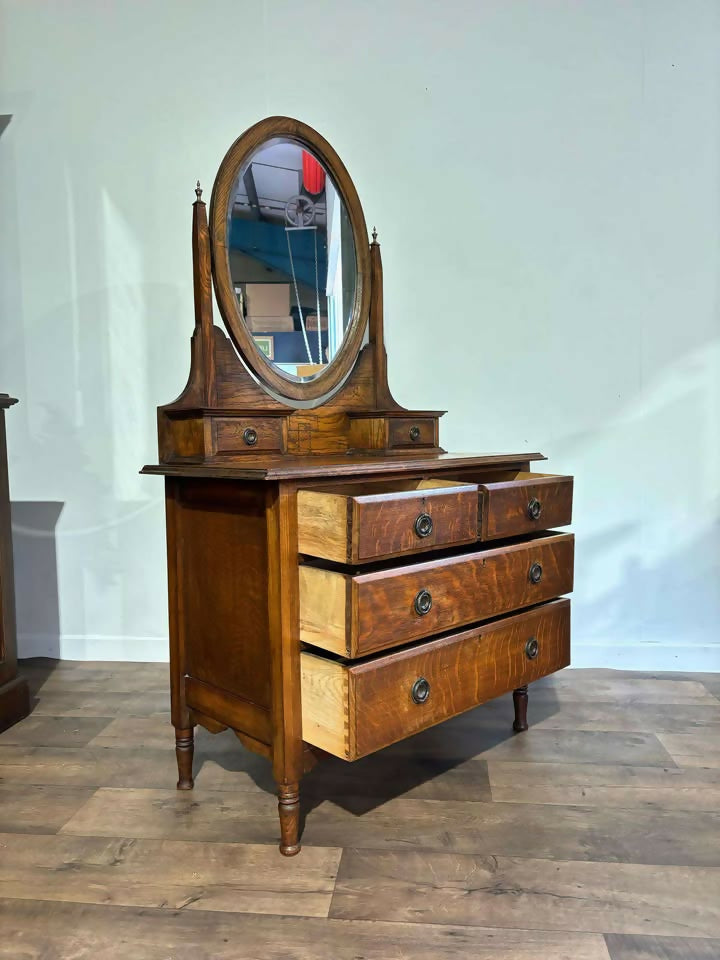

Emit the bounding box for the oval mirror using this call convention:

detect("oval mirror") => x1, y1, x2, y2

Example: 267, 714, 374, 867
210, 118, 370, 403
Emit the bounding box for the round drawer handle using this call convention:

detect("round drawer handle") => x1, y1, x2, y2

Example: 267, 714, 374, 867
527, 497, 542, 521
411, 676, 430, 704
414, 589, 433, 616
409, 425, 421, 442
414, 513, 433, 539
525, 637, 539, 660
528, 562, 543, 584
243, 427, 258, 446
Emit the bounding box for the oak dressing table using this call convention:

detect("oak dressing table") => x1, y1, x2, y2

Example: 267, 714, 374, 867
143, 117, 574, 855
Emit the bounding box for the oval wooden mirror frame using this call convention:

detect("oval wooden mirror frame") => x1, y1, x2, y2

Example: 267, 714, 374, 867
209, 116, 371, 403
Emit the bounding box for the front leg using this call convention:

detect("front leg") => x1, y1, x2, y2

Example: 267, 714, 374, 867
277, 781, 301, 856
175, 726, 195, 790
512, 685, 529, 732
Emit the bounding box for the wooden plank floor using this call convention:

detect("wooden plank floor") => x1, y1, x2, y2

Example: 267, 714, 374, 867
1, 661, 719, 959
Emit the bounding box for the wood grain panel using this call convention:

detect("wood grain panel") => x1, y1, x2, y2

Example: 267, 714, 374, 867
176, 480, 271, 709
354, 533, 573, 656
478, 471, 573, 540
302, 600, 570, 759
144, 450, 546, 481
298, 478, 478, 564
354, 480, 477, 562
387, 417, 437, 449
185, 676, 272, 744
214, 416, 285, 454
298, 565, 350, 655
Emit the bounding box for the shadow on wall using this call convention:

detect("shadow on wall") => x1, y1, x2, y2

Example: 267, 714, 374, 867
575, 514, 720, 668
539, 338, 720, 670
10, 501, 63, 659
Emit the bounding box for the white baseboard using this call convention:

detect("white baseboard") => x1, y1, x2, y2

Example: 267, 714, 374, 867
569, 642, 720, 672
19, 634, 720, 673
18, 634, 169, 663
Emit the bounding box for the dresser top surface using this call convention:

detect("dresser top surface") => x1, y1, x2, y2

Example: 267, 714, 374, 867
142, 450, 546, 481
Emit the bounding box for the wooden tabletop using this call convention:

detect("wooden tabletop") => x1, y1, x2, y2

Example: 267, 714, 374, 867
141, 450, 546, 481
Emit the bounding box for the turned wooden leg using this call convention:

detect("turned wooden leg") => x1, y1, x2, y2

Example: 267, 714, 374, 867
278, 782, 301, 856
175, 727, 195, 790
513, 685, 529, 733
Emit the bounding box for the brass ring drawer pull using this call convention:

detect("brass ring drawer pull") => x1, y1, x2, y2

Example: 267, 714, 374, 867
525, 636, 539, 660
414, 513, 433, 539
528, 562, 543, 584
243, 427, 258, 446
409, 425, 421, 442
414, 589, 432, 616
411, 677, 430, 704
527, 497, 542, 520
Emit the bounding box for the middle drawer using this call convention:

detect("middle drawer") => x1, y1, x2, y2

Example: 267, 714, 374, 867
300, 531, 574, 658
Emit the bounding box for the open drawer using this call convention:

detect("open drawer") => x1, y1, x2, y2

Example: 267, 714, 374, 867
477, 471, 573, 540
301, 598, 571, 760
297, 478, 478, 564
300, 531, 574, 658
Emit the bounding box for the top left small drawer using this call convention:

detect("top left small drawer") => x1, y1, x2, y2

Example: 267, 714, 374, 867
297, 479, 478, 564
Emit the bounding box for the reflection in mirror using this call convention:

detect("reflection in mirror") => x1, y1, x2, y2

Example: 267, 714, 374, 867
227, 138, 358, 381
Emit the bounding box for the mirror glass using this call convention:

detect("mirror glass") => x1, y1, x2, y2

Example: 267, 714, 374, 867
226, 138, 358, 381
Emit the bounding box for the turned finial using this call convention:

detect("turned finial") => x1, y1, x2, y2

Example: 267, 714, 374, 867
195, 180, 203, 201
372, 226, 378, 243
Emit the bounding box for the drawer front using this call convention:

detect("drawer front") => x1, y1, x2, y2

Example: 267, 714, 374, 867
301, 599, 571, 760
387, 418, 437, 449
480, 472, 573, 540
299, 532, 574, 657
214, 417, 285, 454
297, 480, 478, 564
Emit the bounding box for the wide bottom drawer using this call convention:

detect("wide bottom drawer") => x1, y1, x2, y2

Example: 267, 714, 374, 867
301, 598, 570, 760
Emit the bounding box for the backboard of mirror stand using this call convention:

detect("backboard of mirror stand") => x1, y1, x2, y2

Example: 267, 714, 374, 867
157, 117, 445, 464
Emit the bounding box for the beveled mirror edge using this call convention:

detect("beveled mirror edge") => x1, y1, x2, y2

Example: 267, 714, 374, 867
209, 116, 371, 404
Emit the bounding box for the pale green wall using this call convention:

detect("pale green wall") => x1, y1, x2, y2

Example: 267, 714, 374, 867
0, 0, 718, 667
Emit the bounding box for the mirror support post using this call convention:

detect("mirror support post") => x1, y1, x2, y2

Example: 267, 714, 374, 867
192, 182, 217, 407
369, 231, 394, 409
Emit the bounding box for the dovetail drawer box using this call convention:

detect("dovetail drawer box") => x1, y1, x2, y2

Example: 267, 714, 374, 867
143, 115, 575, 856
299, 532, 574, 658
301, 599, 571, 760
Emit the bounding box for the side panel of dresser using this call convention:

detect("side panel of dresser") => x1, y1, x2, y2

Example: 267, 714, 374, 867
164, 476, 305, 853
0, 403, 30, 732
166, 477, 273, 746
